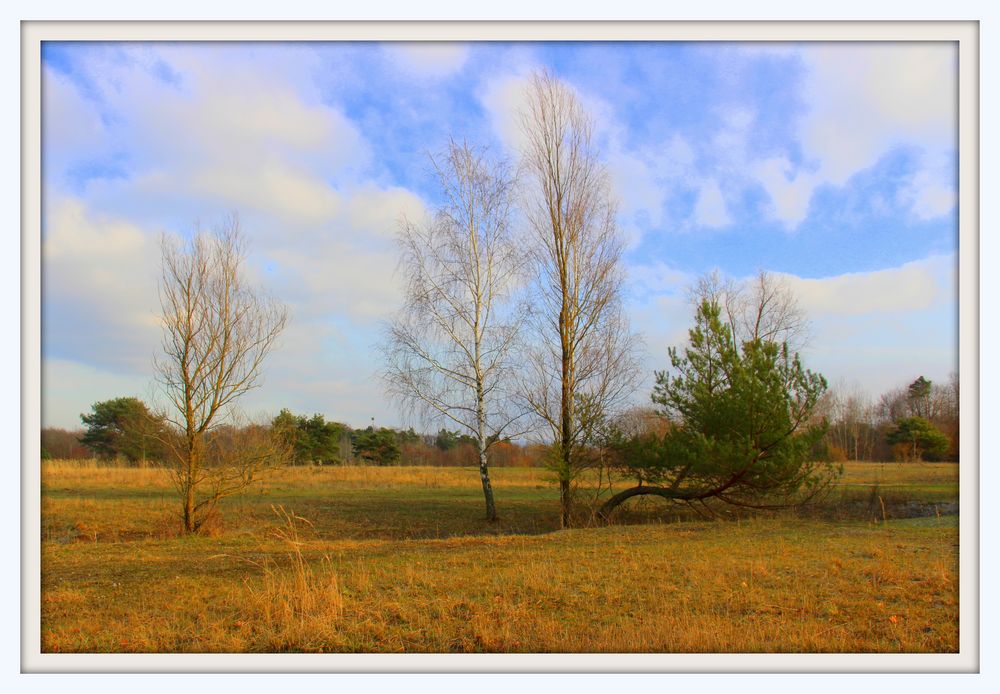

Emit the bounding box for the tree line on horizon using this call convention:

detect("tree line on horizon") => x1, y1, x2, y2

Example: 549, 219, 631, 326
42, 402, 550, 469
43, 369, 959, 469
821, 373, 959, 463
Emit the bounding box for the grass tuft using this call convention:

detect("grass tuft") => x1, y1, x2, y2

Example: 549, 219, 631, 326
235, 506, 345, 651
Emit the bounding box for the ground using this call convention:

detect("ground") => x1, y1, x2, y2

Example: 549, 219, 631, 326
39, 461, 959, 653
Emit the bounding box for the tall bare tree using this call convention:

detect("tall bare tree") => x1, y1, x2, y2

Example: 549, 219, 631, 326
517, 70, 641, 527
155, 214, 289, 533
382, 140, 529, 521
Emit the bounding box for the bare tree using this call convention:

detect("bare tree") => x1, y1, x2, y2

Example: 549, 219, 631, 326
155, 214, 289, 533
517, 70, 641, 527
382, 140, 530, 521
689, 269, 810, 353
825, 383, 879, 461
876, 385, 910, 424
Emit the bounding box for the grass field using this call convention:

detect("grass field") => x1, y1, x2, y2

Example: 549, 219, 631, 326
39, 460, 959, 653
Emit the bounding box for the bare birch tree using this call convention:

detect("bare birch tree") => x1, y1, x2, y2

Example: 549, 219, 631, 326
517, 70, 641, 527
382, 140, 529, 521
155, 214, 289, 533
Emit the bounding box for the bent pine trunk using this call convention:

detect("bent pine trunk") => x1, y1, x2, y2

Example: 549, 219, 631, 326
598, 485, 688, 522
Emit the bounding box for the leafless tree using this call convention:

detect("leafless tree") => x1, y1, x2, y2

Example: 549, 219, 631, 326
936, 372, 960, 459
687, 269, 813, 409
517, 70, 641, 527
382, 140, 530, 521
932, 373, 960, 424
689, 269, 810, 353
155, 214, 289, 533
876, 385, 910, 425
825, 383, 879, 461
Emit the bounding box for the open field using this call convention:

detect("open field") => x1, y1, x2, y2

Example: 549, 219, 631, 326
39, 460, 959, 653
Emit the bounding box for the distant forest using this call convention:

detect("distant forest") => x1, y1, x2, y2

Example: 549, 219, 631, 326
44, 371, 958, 467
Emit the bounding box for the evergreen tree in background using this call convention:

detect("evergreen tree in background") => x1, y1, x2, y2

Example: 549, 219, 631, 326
80, 397, 166, 464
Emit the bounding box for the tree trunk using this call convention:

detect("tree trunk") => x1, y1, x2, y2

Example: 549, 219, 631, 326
182, 435, 198, 533
475, 375, 497, 521
559, 304, 574, 529
183, 482, 196, 533
598, 485, 686, 521
479, 443, 497, 521
559, 478, 571, 528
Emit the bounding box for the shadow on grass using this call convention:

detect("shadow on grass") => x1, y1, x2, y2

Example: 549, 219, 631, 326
221, 489, 565, 542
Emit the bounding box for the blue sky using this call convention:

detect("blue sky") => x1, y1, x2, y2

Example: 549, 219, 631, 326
40, 41, 959, 430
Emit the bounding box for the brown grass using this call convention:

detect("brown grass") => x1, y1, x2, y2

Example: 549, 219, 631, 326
41, 458, 555, 490
42, 458, 957, 492
231, 507, 345, 650
39, 460, 960, 653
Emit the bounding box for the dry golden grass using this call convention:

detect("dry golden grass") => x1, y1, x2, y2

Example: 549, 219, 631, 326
231, 507, 346, 650
39, 460, 960, 653
41, 459, 552, 493
42, 459, 174, 489
42, 458, 958, 492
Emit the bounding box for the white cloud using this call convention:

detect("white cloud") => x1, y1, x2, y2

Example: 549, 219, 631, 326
185, 166, 344, 226
628, 292, 695, 403
627, 261, 693, 299
693, 179, 732, 228
42, 198, 161, 375
382, 42, 470, 79
793, 255, 958, 397
40, 187, 428, 429
800, 43, 956, 185
606, 151, 666, 229
51, 44, 370, 220
246, 319, 388, 428
623, 253, 957, 408
906, 171, 958, 221
711, 107, 754, 165
775, 254, 955, 317
480, 69, 710, 242
474, 45, 957, 236
260, 183, 427, 319
42, 43, 420, 319
897, 151, 958, 221
629, 253, 955, 326
750, 43, 957, 227
607, 134, 698, 238
345, 185, 426, 239
753, 157, 818, 227
40, 45, 436, 430
601, 44, 958, 231
478, 71, 537, 154
761, 255, 956, 397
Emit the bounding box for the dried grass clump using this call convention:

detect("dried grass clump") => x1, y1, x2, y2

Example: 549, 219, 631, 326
233, 506, 346, 651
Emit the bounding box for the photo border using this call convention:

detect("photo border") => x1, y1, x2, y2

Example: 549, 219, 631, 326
20, 18, 980, 675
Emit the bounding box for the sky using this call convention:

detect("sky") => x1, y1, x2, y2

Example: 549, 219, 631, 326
39, 41, 959, 431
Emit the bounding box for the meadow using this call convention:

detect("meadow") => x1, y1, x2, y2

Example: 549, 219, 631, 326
40, 460, 959, 653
